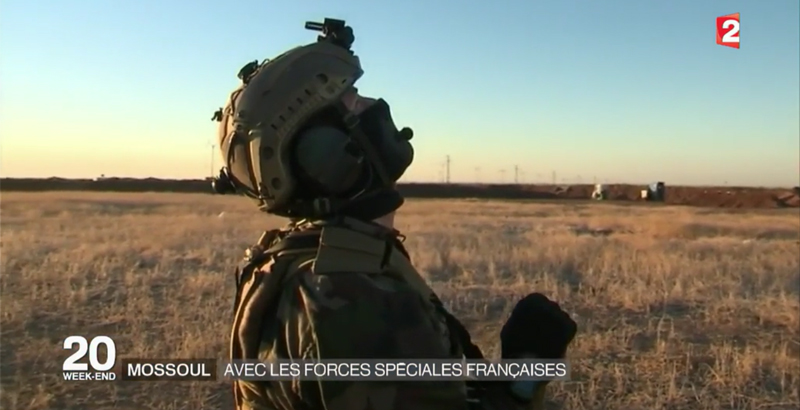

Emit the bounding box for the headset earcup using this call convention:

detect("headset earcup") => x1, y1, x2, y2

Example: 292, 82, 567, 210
293, 126, 364, 195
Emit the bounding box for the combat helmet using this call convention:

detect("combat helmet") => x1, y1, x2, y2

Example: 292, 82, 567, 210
211, 18, 414, 220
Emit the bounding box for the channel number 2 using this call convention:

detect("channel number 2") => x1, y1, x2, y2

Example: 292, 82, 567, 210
62, 336, 116, 371
721, 18, 739, 44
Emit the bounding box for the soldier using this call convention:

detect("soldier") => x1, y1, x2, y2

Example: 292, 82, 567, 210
211, 18, 577, 410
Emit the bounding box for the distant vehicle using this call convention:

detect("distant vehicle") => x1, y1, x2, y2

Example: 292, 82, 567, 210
591, 184, 607, 200
641, 181, 666, 201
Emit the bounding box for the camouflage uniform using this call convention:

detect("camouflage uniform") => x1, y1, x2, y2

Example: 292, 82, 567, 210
230, 217, 544, 410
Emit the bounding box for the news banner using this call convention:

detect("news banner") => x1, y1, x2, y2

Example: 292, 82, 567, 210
63, 336, 570, 382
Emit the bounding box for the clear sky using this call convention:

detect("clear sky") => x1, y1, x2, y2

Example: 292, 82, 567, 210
1, 0, 798, 186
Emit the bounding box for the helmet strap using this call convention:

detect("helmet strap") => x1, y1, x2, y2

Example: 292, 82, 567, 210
335, 100, 393, 188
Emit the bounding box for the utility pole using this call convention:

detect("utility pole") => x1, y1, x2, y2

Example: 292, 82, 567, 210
210, 143, 216, 177
499, 169, 506, 183
514, 165, 519, 184
551, 170, 556, 185
445, 155, 451, 184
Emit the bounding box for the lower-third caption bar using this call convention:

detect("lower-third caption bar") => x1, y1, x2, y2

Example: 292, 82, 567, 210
116, 358, 570, 382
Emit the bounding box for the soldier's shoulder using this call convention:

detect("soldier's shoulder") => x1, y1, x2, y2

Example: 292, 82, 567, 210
243, 218, 411, 289
256, 217, 399, 267
247, 222, 319, 255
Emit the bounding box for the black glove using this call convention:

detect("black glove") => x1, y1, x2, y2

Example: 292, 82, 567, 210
500, 293, 577, 359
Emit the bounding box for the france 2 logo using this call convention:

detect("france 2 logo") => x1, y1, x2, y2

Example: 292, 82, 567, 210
716, 13, 740, 49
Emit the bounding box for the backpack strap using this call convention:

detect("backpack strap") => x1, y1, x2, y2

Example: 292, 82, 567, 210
232, 229, 280, 319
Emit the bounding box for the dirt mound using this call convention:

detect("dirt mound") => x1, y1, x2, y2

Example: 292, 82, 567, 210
1, 178, 797, 209
775, 190, 800, 208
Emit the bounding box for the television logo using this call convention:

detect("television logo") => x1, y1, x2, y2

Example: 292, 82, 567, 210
62, 336, 117, 381
716, 13, 740, 49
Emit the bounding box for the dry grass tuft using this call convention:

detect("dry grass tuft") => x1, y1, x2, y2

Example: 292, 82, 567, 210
1, 192, 798, 410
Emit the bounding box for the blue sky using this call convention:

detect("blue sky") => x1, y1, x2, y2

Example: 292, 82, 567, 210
1, 0, 798, 186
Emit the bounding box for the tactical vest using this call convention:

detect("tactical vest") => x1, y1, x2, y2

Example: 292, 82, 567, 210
229, 217, 486, 408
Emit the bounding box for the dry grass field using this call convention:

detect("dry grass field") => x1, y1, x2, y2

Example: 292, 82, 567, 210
1, 191, 798, 410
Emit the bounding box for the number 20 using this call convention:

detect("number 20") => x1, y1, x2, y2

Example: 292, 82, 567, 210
63, 336, 116, 371
722, 19, 740, 43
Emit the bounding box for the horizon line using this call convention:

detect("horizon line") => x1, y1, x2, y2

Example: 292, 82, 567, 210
1, 176, 796, 190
